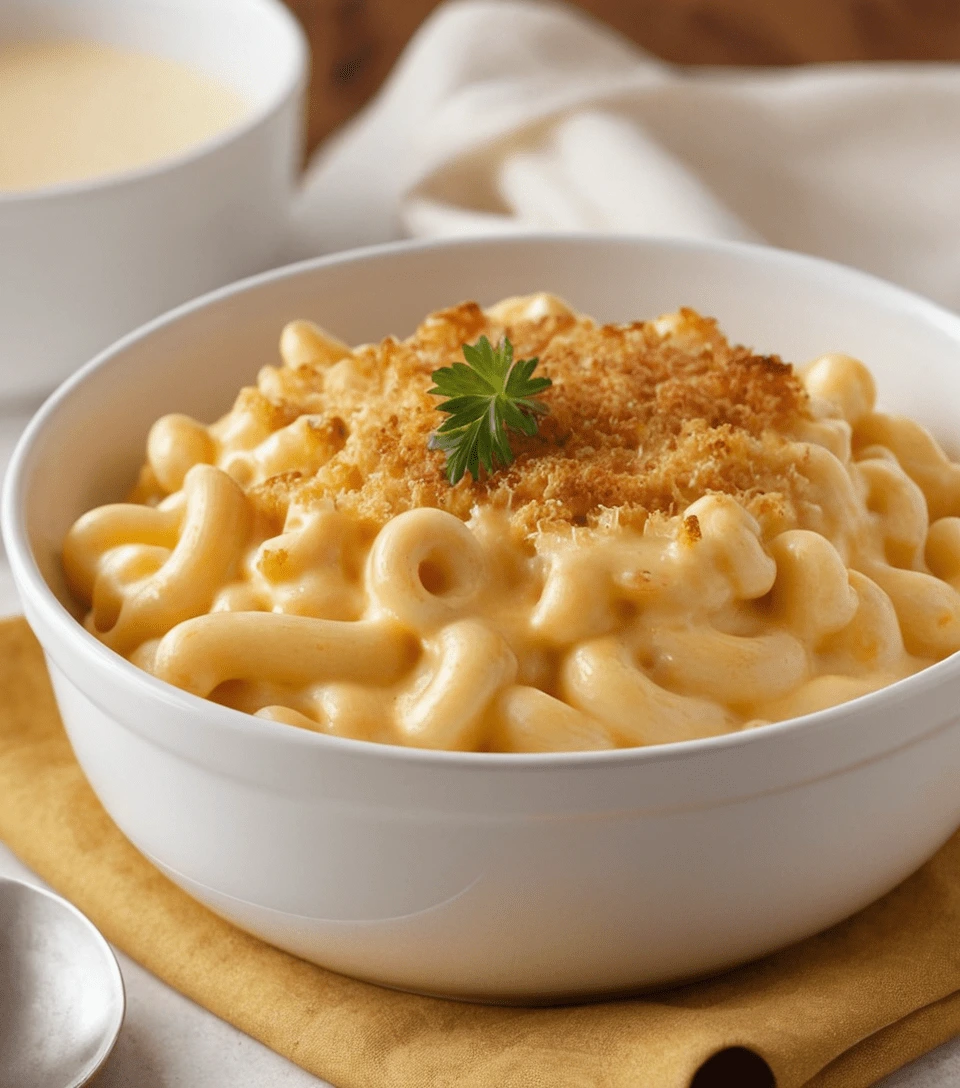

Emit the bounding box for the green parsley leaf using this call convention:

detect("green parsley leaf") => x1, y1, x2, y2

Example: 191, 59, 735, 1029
428, 335, 552, 484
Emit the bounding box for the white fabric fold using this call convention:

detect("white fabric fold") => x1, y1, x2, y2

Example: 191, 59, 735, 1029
293, 0, 960, 310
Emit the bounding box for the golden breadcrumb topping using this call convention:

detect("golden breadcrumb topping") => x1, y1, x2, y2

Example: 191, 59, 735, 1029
166, 296, 814, 538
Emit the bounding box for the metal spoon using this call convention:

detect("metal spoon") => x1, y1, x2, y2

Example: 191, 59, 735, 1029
0, 878, 125, 1088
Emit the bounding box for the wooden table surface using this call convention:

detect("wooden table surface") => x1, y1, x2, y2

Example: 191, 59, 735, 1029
283, 0, 960, 152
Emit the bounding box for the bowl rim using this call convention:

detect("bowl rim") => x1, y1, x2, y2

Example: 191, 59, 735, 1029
0, 0, 308, 206
5, 231, 960, 769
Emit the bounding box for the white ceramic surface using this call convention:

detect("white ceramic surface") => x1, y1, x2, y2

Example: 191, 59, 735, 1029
4, 236, 960, 1003
0, 0, 307, 400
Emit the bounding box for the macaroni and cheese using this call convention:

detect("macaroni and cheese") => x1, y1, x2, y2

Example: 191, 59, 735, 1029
63, 295, 960, 751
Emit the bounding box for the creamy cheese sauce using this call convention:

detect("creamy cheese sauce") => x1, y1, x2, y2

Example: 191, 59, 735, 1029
0, 40, 248, 192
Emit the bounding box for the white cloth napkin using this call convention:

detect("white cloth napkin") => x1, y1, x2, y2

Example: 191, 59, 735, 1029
293, 0, 960, 312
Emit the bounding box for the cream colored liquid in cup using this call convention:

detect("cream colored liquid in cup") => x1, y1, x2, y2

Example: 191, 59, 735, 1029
0, 40, 248, 192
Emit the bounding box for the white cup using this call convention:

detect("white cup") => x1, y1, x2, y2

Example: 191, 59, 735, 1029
0, 0, 308, 401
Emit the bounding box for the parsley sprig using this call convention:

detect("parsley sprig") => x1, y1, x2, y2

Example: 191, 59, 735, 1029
428, 335, 552, 484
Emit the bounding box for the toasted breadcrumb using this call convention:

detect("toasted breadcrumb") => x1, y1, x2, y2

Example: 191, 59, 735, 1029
224, 296, 813, 538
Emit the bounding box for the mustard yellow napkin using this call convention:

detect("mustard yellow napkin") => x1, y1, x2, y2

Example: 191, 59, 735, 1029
1, 615, 958, 1088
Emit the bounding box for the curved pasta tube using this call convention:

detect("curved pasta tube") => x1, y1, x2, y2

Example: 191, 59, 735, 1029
794, 417, 852, 462
96, 465, 251, 654
651, 308, 726, 351
153, 613, 416, 698
801, 354, 876, 425
323, 356, 370, 398
820, 570, 905, 671
89, 544, 172, 635
220, 413, 348, 489
854, 413, 960, 520
797, 443, 863, 544
856, 458, 929, 568
563, 638, 731, 746
63, 502, 182, 603
768, 530, 858, 644
651, 627, 808, 705
854, 444, 899, 465
279, 319, 351, 368
530, 550, 617, 644
147, 414, 216, 493
367, 508, 487, 631
485, 292, 575, 325
925, 517, 960, 590
680, 494, 776, 601
253, 415, 347, 480
209, 388, 286, 456
254, 509, 366, 620
313, 684, 396, 743
396, 620, 517, 750
491, 685, 617, 753
863, 563, 960, 658
128, 638, 160, 674
757, 674, 889, 722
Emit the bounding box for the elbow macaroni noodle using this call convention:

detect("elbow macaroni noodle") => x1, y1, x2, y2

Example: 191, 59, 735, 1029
63, 297, 960, 752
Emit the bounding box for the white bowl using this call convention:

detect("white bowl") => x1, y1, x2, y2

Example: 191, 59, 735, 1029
4, 236, 960, 1003
0, 0, 307, 401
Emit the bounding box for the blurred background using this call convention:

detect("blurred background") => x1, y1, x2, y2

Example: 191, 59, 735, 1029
286, 0, 960, 152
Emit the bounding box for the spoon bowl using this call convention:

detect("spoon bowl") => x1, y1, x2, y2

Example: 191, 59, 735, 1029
0, 878, 124, 1088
